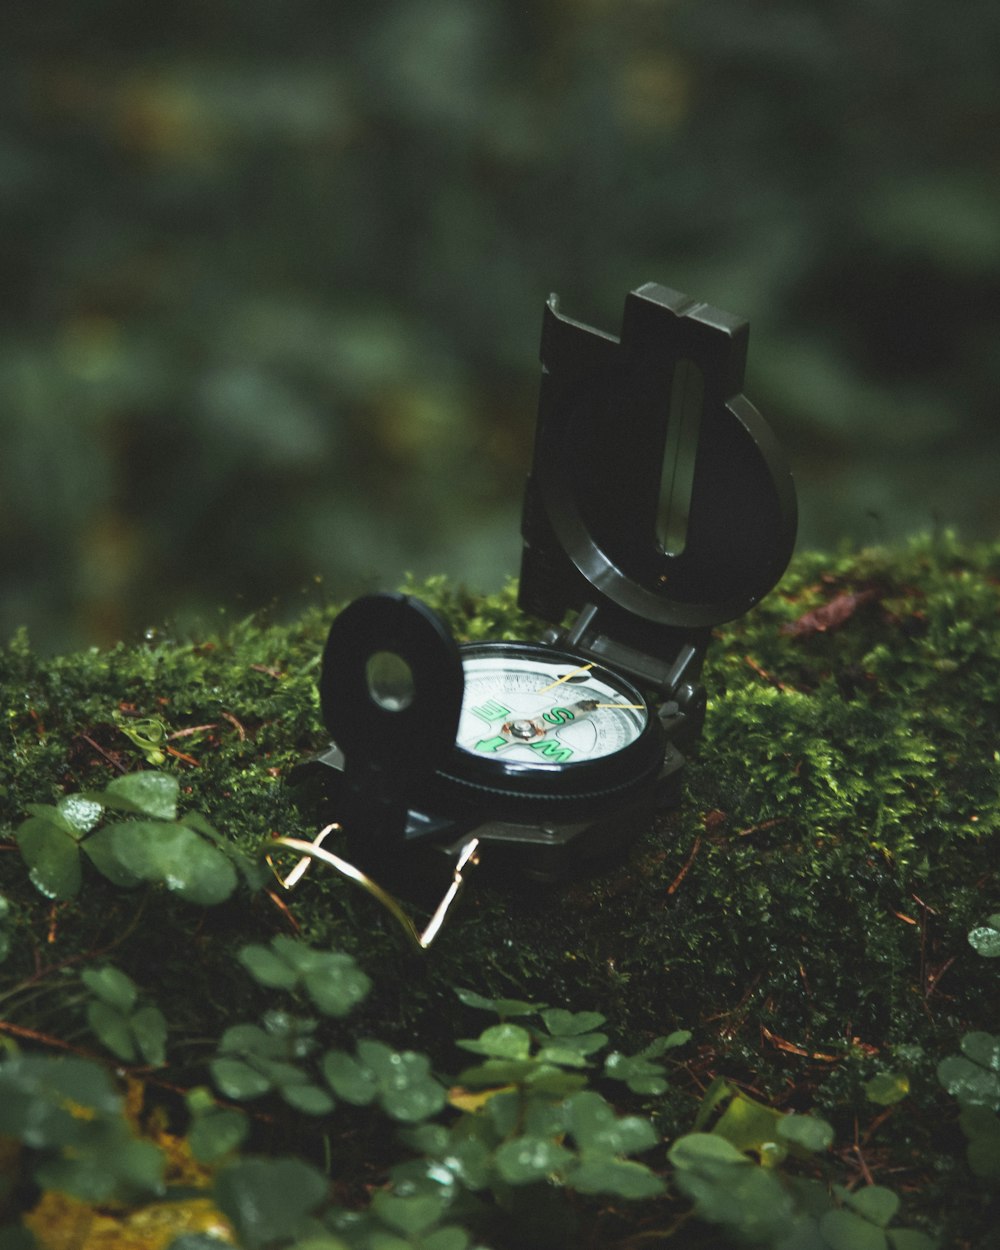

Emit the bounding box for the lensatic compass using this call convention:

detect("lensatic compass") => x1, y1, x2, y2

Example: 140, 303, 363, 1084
276, 282, 797, 946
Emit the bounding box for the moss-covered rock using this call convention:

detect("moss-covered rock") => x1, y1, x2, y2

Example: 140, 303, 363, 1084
1, 536, 998, 1248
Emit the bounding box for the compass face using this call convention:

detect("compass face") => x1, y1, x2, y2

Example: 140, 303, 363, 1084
416, 641, 665, 823
457, 651, 647, 767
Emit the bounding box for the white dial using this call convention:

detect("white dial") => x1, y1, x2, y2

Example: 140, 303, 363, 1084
457, 652, 647, 767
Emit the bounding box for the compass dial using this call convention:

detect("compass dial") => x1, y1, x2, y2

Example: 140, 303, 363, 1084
457, 652, 646, 765
419, 642, 665, 821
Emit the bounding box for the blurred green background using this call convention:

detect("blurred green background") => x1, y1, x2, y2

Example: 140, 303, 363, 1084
2, 0, 998, 653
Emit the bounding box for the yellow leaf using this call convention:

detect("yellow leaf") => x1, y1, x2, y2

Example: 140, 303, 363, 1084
24, 1191, 235, 1250
447, 1084, 514, 1112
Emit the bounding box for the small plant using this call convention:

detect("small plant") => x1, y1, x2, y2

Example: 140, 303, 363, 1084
14, 771, 264, 904
81, 963, 168, 1067
937, 914, 1000, 1187
407, 989, 680, 1203
668, 1080, 936, 1248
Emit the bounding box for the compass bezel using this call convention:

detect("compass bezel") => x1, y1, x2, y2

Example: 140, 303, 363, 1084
416, 641, 667, 823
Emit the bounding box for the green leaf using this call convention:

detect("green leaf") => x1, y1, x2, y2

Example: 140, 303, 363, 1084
184, 813, 269, 891
602, 1052, 668, 1096
131, 1006, 168, 1067
532, 1044, 592, 1068
456, 1024, 532, 1060
100, 771, 179, 820
522, 1099, 566, 1139
213, 1158, 328, 1250
865, 1072, 911, 1107
371, 1192, 447, 1236
486, 1089, 519, 1136
569, 1156, 664, 1199
495, 1134, 574, 1184
240, 940, 372, 1015
0, 933, 9, 965
844, 1185, 900, 1227
441, 1138, 493, 1192
453, 987, 543, 1016
819, 1209, 889, 1250
538, 1030, 607, 1057
962, 1031, 1000, 1072
81, 828, 143, 888
24, 804, 79, 837
777, 1113, 834, 1154
322, 1050, 378, 1105
668, 1133, 796, 1240
87, 1001, 137, 1062
210, 1058, 273, 1101
968, 914, 1000, 957
937, 1054, 1000, 1110
82, 965, 138, 1013
176, 810, 223, 840
270, 935, 322, 972
958, 1106, 1000, 1182
455, 1058, 540, 1088
886, 1231, 939, 1250
355, 1042, 446, 1123
540, 1008, 606, 1037
251, 1058, 306, 1090
56, 795, 104, 837
668, 1132, 750, 1169
37, 1133, 165, 1205
188, 1107, 249, 1163
692, 1076, 735, 1132
523, 1067, 588, 1097
16, 816, 81, 899
281, 1083, 335, 1115
564, 1090, 657, 1157
422, 1229, 469, 1250
303, 954, 372, 1017
712, 1091, 785, 1160
108, 821, 237, 905
0, 1056, 122, 1149
219, 1022, 275, 1057
238, 943, 298, 989
654, 1029, 693, 1052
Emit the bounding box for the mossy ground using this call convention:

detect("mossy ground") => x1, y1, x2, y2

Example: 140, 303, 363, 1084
2, 535, 999, 1246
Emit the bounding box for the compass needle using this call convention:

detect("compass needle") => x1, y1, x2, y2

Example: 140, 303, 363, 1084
535, 663, 594, 693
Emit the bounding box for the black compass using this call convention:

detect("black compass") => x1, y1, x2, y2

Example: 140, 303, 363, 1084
285, 283, 797, 933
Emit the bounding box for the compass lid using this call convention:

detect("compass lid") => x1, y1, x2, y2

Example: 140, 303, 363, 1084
519, 283, 797, 645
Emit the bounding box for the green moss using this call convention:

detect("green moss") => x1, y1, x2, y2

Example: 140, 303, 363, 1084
1, 534, 999, 1247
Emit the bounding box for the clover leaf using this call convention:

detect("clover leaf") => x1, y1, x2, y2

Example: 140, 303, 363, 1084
938, 1031, 1000, 1110
968, 915, 1000, 958
82, 964, 167, 1066
322, 1041, 446, 1123
213, 1157, 328, 1250
210, 1014, 332, 1113
238, 936, 372, 1018
87, 771, 179, 820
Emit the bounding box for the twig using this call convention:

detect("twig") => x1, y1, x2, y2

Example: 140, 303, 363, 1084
79, 733, 129, 773
852, 1115, 876, 1186
666, 835, 702, 896
220, 711, 248, 741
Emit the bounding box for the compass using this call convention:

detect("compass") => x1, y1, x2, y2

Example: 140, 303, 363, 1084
282, 282, 797, 940
423, 643, 664, 818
